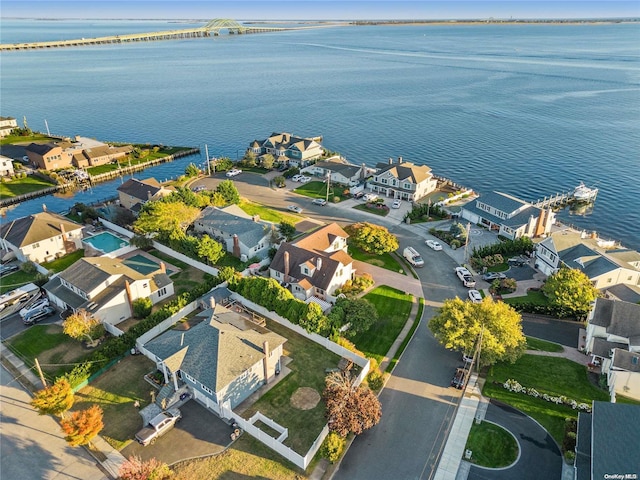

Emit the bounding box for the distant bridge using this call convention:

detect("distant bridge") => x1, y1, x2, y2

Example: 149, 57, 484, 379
0, 19, 291, 51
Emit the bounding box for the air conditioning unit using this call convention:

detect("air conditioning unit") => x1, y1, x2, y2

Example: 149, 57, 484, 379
240, 254, 248, 262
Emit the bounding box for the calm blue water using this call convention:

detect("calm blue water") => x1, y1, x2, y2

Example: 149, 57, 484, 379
1, 20, 639, 250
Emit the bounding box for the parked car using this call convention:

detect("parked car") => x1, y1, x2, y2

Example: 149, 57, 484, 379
455, 267, 476, 288
425, 239, 443, 251
135, 408, 182, 446
312, 198, 327, 206
352, 191, 365, 199
225, 168, 242, 177
482, 272, 507, 281
363, 193, 378, 202
287, 205, 303, 214
508, 257, 528, 267
22, 306, 56, 325
451, 367, 467, 389
192, 185, 207, 193
298, 176, 312, 183
291, 174, 303, 182
392, 199, 401, 209
0, 263, 19, 276
468, 289, 482, 303
19, 297, 50, 318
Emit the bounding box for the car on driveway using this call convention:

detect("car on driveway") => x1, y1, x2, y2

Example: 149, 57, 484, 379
508, 257, 528, 267
225, 168, 242, 177
312, 198, 327, 206
22, 306, 56, 325
482, 271, 507, 281
468, 289, 482, 303
287, 205, 303, 214
392, 199, 401, 209
0, 263, 19, 276
192, 185, 207, 193
425, 239, 443, 251
19, 298, 50, 318
298, 176, 312, 183
135, 408, 182, 446
291, 174, 303, 182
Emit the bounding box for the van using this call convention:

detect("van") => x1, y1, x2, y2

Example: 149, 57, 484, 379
403, 247, 424, 267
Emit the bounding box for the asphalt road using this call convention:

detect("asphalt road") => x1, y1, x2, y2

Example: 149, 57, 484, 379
0, 365, 107, 480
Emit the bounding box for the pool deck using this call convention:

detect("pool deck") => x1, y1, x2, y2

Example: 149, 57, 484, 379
117, 249, 182, 276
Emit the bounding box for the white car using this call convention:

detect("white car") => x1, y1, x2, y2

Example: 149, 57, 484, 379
225, 168, 242, 177
426, 239, 443, 251
298, 176, 312, 183
392, 199, 401, 209
363, 193, 378, 202
312, 198, 327, 206
468, 289, 482, 303
291, 174, 303, 182
287, 205, 303, 214
20, 297, 49, 319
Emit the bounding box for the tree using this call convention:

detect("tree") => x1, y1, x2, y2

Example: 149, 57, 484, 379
118, 455, 172, 480
320, 432, 347, 463
260, 153, 275, 170
60, 405, 104, 447
184, 162, 199, 177
328, 297, 378, 337
273, 175, 286, 188
450, 222, 468, 243
30, 378, 74, 418
217, 266, 238, 283
323, 371, 382, 437
298, 301, 329, 334
134, 201, 200, 236
62, 309, 104, 345
130, 234, 153, 250
428, 297, 526, 366
345, 222, 399, 255
196, 234, 225, 265
215, 179, 240, 204
542, 268, 598, 318
132, 297, 152, 319
278, 220, 296, 241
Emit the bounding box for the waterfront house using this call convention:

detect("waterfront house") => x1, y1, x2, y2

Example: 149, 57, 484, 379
43, 256, 173, 325
25, 142, 74, 170
460, 191, 554, 240
71, 144, 132, 168
141, 301, 286, 412
534, 229, 640, 288
575, 402, 640, 480
116, 177, 174, 212
0, 155, 15, 177
248, 132, 324, 167
0, 210, 83, 263
367, 157, 438, 202
584, 298, 640, 402
301, 157, 373, 187
269, 223, 355, 304
0, 116, 18, 138
193, 206, 273, 260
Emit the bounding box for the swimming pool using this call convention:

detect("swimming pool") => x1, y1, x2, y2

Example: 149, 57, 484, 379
83, 231, 130, 254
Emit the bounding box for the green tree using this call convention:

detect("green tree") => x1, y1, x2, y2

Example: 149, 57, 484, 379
320, 432, 347, 463
450, 222, 468, 243
134, 201, 200, 236
428, 297, 526, 366
184, 162, 200, 177
196, 234, 225, 265
299, 301, 328, 334
345, 222, 399, 255
119, 456, 173, 480
30, 378, 74, 418
132, 297, 152, 319
278, 220, 296, 241
215, 179, 240, 205
130, 234, 153, 250
260, 153, 275, 170
62, 309, 105, 346
60, 405, 104, 447
328, 297, 378, 337
217, 266, 238, 283
542, 268, 598, 318
273, 175, 286, 188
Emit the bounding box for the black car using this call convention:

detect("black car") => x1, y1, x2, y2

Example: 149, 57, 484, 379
0, 263, 19, 276
23, 306, 56, 325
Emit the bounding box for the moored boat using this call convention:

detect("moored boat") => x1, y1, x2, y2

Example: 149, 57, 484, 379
572, 182, 598, 202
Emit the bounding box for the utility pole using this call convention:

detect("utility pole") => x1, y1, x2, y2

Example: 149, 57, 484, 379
475, 325, 484, 373
34, 358, 47, 387
204, 144, 211, 175
464, 221, 471, 264
325, 171, 331, 203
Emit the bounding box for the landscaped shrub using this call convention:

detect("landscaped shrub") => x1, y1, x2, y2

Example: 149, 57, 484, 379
503, 379, 591, 412
320, 432, 346, 463
132, 298, 152, 319
366, 358, 384, 391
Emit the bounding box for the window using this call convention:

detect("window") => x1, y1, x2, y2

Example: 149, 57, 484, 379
33, 242, 40, 248
184, 373, 195, 383
201, 384, 213, 395
159, 287, 167, 297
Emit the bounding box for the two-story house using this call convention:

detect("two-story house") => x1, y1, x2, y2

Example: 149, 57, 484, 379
460, 191, 554, 240
367, 157, 437, 202
301, 158, 372, 187
248, 132, 324, 167
43, 256, 173, 325
194, 206, 273, 260
0, 155, 15, 177
116, 177, 174, 213
269, 223, 355, 304
0, 210, 84, 263
142, 301, 286, 412
0, 116, 18, 138
25, 142, 75, 170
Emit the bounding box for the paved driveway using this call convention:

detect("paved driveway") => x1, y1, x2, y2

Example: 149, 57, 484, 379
521, 314, 582, 347
468, 400, 562, 480
121, 399, 233, 465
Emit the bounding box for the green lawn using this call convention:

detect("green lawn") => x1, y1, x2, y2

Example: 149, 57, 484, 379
293, 181, 349, 202
387, 297, 424, 372
465, 421, 519, 468
503, 290, 549, 306
483, 354, 609, 443
353, 203, 389, 217
486, 263, 510, 273
238, 199, 299, 224
86, 147, 194, 176
0, 175, 56, 199
526, 336, 564, 353
73, 355, 156, 450
348, 246, 405, 274
41, 249, 84, 273
0, 270, 36, 294
1, 133, 54, 145
351, 286, 414, 363
240, 318, 341, 455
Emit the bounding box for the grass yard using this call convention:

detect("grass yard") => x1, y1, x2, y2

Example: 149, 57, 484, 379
526, 336, 564, 353
465, 421, 519, 468
503, 290, 549, 306
238, 199, 299, 224
351, 286, 414, 363
293, 181, 349, 202
1, 133, 55, 145
348, 246, 405, 273
41, 249, 84, 273
483, 354, 609, 443
86, 147, 192, 176
239, 318, 341, 455
72, 355, 156, 450
0, 175, 56, 199
353, 203, 389, 217
486, 263, 510, 273
7, 324, 90, 381
0, 270, 35, 293
166, 267, 208, 296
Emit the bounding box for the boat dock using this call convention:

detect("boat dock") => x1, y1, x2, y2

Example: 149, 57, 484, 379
532, 186, 598, 210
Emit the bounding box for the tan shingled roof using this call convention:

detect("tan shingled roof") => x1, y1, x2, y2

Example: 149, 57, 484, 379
293, 223, 349, 251
0, 211, 83, 248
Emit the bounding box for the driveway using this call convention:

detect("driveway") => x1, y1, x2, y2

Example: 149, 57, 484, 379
521, 314, 582, 348
468, 400, 562, 480
121, 399, 233, 465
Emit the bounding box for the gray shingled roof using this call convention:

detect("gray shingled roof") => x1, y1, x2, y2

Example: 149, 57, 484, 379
591, 402, 640, 479
612, 348, 640, 372
25, 142, 58, 155
575, 412, 592, 480
463, 194, 541, 229
559, 243, 619, 277
312, 161, 360, 178
271, 242, 346, 291
475, 191, 528, 214
0, 211, 82, 248
196, 207, 270, 249
116, 178, 162, 201
374, 161, 432, 184
591, 337, 628, 358
606, 284, 640, 304
590, 298, 640, 338
43, 276, 86, 309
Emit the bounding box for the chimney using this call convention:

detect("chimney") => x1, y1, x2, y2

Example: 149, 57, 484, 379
316, 257, 322, 271
284, 251, 290, 280
398, 156, 403, 164
42, 204, 47, 212
181, 333, 185, 347
147, 190, 152, 200
388, 157, 393, 165
262, 341, 270, 383
232, 234, 241, 258
159, 262, 166, 273
124, 280, 134, 313
209, 295, 216, 309
59, 223, 66, 238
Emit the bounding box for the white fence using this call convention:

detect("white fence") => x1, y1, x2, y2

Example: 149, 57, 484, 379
136, 301, 198, 346
98, 218, 134, 238
151, 241, 219, 277
435, 188, 474, 207
103, 322, 125, 337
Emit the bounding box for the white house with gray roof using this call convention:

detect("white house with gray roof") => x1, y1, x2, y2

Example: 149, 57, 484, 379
367, 157, 437, 202
194, 206, 273, 260
142, 303, 286, 412
248, 132, 323, 167
461, 191, 554, 240
301, 158, 372, 187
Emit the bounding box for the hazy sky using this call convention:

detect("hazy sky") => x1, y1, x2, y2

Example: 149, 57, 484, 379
2, 1, 639, 20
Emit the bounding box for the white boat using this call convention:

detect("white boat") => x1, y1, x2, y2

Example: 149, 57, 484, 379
572, 182, 598, 202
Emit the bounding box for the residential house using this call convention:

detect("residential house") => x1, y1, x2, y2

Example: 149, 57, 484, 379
43, 256, 173, 325
25, 142, 74, 170
0, 210, 84, 263
142, 301, 286, 412
0, 155, 15, 177
193, 206, 273, 260
584, 298, 640, 401
301, 157, 372, 187
248, 132, 324, 167
25, 137, 132, 170
367, 157, 438, 202
575, 402, 640, 480
70, 144, 132, 168
461, 191, 555, 240
0, 116, 18, 138
116, 178, 174, 212
534, 229, 640, 288
270, 223, 355, 304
